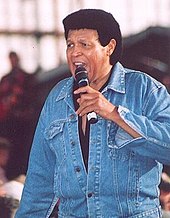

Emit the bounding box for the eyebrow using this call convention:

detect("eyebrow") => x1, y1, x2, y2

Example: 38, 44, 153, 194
66, 38, 99, 43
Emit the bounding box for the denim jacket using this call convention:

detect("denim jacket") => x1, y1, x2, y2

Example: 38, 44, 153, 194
15, 62, 170, 218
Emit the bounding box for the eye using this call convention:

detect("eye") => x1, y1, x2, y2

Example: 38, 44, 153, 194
81, 42, 89, 47
67, 42, 74, 49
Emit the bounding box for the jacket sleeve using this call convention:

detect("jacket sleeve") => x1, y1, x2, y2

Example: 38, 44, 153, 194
115, 84, 170, 165
15, 102, 57, 218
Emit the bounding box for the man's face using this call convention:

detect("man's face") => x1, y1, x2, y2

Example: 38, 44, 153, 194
66, 29, 111, 84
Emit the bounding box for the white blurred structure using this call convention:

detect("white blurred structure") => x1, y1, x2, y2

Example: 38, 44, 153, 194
0, 0, 170, 79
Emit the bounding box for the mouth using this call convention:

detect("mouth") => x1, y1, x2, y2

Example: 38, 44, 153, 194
74, 62, 86, 69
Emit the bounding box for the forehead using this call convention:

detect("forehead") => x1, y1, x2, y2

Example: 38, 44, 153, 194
67, 29, 99, 40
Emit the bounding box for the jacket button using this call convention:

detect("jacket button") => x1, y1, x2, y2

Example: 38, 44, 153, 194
75, 166, 81, 172
70, 114, 75, 119
87, 193, 93, 198
71, 141, 75, 146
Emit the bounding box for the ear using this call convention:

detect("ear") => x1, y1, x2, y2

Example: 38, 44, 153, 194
107, 39, 116, 56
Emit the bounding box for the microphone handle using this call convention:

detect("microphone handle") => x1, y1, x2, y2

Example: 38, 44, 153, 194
78, 79, 98, 124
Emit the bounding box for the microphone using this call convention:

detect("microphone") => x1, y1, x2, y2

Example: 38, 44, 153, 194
75, 66, 98, 124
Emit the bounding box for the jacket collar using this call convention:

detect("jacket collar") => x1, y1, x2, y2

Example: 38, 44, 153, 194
106, 62, 126, 94
56, 77, 74, 102
56, 62, 126, 102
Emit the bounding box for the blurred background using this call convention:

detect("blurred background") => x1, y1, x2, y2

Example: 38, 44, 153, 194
0, 0, 170, 79
0, 0, 170, 217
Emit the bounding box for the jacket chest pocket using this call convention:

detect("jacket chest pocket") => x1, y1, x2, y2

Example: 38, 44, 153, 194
44, 120, 66, 163
107, 121, 132, 161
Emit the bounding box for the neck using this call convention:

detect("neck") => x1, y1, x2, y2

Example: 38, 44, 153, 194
90, 66, 112, 90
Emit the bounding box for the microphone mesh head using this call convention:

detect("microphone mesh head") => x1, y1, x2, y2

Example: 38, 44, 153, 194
75, 66, 88, 84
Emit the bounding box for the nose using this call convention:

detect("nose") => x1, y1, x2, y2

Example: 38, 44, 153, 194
71, 44, 82, 57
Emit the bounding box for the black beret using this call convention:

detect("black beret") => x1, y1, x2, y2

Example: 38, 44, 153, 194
63, 9, 122, 65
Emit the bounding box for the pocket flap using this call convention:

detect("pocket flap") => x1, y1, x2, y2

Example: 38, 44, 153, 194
44, 121, 64, 140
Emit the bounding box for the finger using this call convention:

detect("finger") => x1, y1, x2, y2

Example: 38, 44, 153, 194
76, 103, 97, 117
77, 93, 99, 104
76, 97, 99, 116
74, 86, 93, 95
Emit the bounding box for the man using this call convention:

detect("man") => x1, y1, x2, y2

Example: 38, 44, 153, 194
0, 51, 35, 179
0, 51, 33, 120
15, 9, 170, 217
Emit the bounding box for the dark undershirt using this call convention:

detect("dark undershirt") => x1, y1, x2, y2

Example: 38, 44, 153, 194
73, 73, 111, 171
